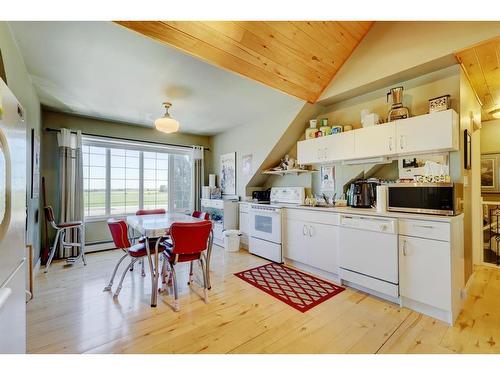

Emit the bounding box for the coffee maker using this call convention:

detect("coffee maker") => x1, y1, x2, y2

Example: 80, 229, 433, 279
347, 179, 379, 208
387, 86, 410, 121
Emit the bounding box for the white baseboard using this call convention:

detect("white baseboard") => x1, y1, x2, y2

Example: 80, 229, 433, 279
86, 242, 116, 252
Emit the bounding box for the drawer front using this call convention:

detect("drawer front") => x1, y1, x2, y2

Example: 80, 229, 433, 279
398, 219, 450, 242
284, 208, 339, 226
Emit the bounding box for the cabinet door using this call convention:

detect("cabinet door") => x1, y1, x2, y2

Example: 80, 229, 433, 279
354, 122, 396, 159
297, 137, 331, 164
396, 109, 458, 155
239, 212, 249, 244
283, 219, 309, 264
399, 235, 451, 310
324, 131, 355, 161
307, 223, 339, 274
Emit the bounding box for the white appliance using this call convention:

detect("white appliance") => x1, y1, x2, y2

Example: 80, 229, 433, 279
338, 214, 399, 300
0, 79, 27, 353
249, 187, 304, 263
200, 198, 238, 247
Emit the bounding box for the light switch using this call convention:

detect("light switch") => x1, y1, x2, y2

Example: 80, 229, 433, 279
463, 175, 469, 187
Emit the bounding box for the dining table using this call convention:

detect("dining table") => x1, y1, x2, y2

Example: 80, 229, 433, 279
126, 212, 211, 307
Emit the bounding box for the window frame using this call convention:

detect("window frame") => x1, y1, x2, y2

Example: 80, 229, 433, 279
82, 136, 194, 221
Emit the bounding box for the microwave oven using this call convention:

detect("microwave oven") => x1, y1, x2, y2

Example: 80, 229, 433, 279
387, 183, 463, 216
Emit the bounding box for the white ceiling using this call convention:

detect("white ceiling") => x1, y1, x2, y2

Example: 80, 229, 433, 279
9, 21, 304, 135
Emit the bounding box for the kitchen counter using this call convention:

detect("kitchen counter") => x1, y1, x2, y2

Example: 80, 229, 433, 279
281, 204, 462, 223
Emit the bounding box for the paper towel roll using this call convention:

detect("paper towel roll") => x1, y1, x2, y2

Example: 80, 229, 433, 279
376, 185, 387, 213
209, 174, 217, 188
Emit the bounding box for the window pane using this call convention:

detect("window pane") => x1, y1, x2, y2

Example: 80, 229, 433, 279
89, 154, 106, 167
172, 154, 192, 211
110, 148, 125, 156
89, 146, 106, 154
111, 156, 125, 167
90, 166, 106, 179
126, 168, 139, 180
111, 167, 125, 179
143, 169, 156, 181
126, 156, 140, 169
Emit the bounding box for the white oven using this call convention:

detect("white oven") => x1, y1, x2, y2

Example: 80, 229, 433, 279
249, 204, 282, 263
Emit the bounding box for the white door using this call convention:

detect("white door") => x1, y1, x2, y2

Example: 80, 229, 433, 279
354, 122, 396, 159
399, 235, 451, 310
396, 109, 458, 155
307, 223, 339, 274
0, 79, 27, 354
283, 218, 308, 264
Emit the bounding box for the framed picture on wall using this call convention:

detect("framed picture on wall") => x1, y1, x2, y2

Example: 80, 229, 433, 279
464, 130, 471, 170
320, 165, 335, 192
220, 152, 236, 196
0, 48, 7, 85
481, 157, 496, 190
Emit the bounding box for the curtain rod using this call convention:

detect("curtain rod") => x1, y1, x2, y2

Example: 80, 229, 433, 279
44, 127, 210, 151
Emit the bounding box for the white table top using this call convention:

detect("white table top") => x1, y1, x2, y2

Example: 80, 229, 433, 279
126, 213, 202, 237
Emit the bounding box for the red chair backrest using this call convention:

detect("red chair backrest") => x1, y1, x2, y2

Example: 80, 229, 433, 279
192, 211, 210, 220
170, 221, 212, 257
136, 208, 166, 216
107, 218, 131, 249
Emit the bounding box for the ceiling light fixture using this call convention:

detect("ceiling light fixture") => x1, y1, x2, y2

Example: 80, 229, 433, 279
155, 102, 180, 133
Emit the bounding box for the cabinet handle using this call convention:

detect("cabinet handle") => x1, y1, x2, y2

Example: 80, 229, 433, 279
303, 225, 308, 236
400, 135, 404, 150
413, 224, 434, 229
402, 240, 408, 256
389, 137, 392, 151
309, 225, 314, 237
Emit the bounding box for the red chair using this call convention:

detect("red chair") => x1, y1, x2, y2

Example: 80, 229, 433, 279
104, 218, 167, 298
160, 221, 212, 311
130, 209, 167, 275
192, 210, 210, 220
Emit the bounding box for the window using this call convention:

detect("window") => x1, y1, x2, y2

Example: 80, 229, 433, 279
82, 137, 193, 218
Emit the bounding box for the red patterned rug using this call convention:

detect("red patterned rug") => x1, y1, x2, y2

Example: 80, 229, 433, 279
234, 263, 345, 312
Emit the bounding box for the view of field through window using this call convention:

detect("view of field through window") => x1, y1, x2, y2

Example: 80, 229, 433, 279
82, 143, 192, 217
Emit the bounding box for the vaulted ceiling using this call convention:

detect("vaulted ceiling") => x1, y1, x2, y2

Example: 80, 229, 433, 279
456, 36, 500, 121
115, 21, 374, 103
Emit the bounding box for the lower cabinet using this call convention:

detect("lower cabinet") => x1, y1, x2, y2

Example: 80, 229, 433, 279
399, 235, 451, 311
283, 216, 339, 275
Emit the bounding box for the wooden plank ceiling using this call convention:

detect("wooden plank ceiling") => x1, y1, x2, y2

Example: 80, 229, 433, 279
456, 36, 500, 121
115, 21, 374, 102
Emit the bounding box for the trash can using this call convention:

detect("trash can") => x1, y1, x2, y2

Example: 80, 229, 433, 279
223, 230, 241, 252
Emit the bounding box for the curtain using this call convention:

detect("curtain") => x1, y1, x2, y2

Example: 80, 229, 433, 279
192, 146, 204, 211
57, 128, 84, 258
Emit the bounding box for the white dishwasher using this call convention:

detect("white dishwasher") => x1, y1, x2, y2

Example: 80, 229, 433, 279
338, 214, 399, 300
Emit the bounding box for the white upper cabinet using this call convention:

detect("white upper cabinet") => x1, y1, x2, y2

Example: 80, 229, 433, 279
353, 121, 396, 159
395, 109, 459, 155
297, 131, 354, 164
296, 109, 459, 164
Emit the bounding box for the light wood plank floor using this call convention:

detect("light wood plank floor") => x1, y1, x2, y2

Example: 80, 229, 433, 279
28, 247, 500, 354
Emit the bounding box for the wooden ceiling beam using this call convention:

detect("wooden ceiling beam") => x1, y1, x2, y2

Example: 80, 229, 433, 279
115, 21, 374, 103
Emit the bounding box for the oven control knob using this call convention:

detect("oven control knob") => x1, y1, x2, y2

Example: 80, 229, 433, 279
380, 224, 387, 231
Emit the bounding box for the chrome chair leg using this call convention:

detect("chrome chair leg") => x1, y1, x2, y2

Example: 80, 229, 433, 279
187, 261, 194, 285
80, 225, 87, 266
171, 265, 179, 312
45, 229, 61, 273
206, 230, 213, 289
114, 258, 138, 298
141, 258, 145, 277
103, 253, 128, 292
200, 254, 209, 304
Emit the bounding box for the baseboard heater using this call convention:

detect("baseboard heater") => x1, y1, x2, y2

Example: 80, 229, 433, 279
85, 241, 116, 253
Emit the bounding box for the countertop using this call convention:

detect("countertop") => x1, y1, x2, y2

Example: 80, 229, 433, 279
241, 200, 461, 222
282, 204, 462, 222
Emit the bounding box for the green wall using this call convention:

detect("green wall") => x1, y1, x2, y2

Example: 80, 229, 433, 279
41, 109, 211, 245
0, 22, 42, 263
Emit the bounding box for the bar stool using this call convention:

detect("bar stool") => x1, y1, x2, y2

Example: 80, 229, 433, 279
43, 206, 86, 273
